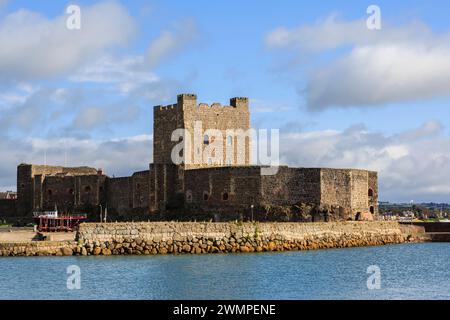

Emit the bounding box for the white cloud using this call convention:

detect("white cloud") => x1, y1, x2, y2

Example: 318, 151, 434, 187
266, 15, 450, 110
307, 44, 450, 109
266, 16, 437, 52
0, 0, 8, 10
69, 55, 159, 95
279, 120, 450, 202
72, 104, 140, 130
0, 2, 136, 81
251, 98, 293, 113
146, 19, 198, 67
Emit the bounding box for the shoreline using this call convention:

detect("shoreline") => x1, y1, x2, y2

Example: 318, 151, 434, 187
0, 221, 429, 257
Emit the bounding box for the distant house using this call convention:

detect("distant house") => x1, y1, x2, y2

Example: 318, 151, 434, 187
0, 191, 17, 200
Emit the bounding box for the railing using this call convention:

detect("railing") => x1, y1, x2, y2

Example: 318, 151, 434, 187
33, 212, 88, 219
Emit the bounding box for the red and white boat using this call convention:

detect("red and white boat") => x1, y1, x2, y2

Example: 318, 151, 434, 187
33, 209, 87, 232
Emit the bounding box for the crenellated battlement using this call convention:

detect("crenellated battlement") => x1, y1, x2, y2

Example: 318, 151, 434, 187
154, 103, 178, 112
154, 94, 249, 113
230, 97, 249, 108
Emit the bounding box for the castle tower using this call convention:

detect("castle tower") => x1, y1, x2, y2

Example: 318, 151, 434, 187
153, 93, 251, 170
150, 93, 252, 212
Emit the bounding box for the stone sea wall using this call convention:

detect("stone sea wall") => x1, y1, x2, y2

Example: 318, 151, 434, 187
75, 221, 426, 256
0, 221, 427, 257
0, 241, 77, 257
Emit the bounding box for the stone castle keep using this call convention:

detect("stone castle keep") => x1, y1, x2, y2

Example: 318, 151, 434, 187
16, 94, 378, 221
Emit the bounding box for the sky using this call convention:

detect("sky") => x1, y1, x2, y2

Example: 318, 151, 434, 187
1, 0, 450, 202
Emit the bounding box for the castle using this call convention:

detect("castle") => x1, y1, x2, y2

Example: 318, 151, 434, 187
15, 94, 378, 221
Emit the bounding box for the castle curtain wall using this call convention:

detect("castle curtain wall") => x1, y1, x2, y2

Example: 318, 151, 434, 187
183, 166, 262, 214
261, 167, 322, 206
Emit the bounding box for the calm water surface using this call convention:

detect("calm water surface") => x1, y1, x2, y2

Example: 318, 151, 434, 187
1, 242, 449, 300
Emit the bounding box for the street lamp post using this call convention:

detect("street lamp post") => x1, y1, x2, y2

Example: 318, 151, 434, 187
250, 205, 254, 222
99, 204, 103, 223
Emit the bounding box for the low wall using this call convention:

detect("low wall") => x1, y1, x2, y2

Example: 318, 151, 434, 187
0, 241, 77, 256
75, 221, 427, 256
402, 222, 450, 233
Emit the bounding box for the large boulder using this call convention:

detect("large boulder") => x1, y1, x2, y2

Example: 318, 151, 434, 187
101, 248, 112, 255
61, 247, 73, 256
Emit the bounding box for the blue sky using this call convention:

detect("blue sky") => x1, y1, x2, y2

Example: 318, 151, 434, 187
1, 0, 450, 202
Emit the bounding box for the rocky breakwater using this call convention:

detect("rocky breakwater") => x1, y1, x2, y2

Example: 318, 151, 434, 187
74, 221, 427, 256
0, 241, 77, 257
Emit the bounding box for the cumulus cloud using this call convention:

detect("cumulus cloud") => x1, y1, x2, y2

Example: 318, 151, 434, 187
0, 84, 145, 138
0, 0, 8, 10
0, 87, 71, 135
0, 1, 136, 81
69, 55, 159, 94
266, 15, 450, 110
68, 18, 200, 96
72, 104, 140, 130
279, 120, 450, 202
146, 19, 198, 67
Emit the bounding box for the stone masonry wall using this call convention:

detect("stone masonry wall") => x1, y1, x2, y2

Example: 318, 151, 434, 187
0, 222, 427, 257
153, 102, 184, 165
368, 171, 378, 216
261, 167, 321, 206
106, 177, 132, 215
0, 199, 16, 217
320, 169, 352, 209
350, 170, 370, 215
182, 95, 251, 170
17, 164, 100, 216
319, 168, 378, 219
75, 221, 425, 256
184, 166, 261, 214
0, 241, 77, 257
131, 171, 150, 209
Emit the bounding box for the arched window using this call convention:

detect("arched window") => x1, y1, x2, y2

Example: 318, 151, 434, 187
47, 189, 53, 196
84, 185, 92, 193
368, 188, 374, 197
186, 190, 193, 203
370, 206, 375, 214
222, 192, 229, 201
203, 192, 209, 201
203, 134, 209, 145
227, 135, 233, 146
